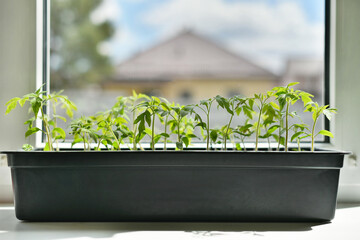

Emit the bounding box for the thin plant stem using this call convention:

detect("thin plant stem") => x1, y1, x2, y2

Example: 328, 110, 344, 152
266, 126, 272, 151
109, 127, 121, 151
132, 107, 137, 150
196, 101, 213, 151
88, 133, 91, 151
151, 112, 155, 150
311, 117, 318, 152
82, 133, 87, 151
231, 135, 235, 151
255, 105, 263, 152
96, 136, 103, 150
241, 137, 247, 151
41, 107, 53, 151
177, 120, 181, 150
164, 115, 168, 150
206, 112, 210, 151
285, 101, 290, 152
87, 133, 91, 151
277, 114, 283, 151
224, 114, 234, 151
206, 102, 213, 151
52, 102, 60, 151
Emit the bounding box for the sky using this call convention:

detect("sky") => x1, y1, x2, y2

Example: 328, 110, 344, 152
90, 0, 325, 74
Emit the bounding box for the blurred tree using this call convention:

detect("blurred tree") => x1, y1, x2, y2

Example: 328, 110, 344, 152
50, 0, 115, 89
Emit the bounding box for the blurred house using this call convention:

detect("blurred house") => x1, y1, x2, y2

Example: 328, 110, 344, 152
281, 58, 324, 102
103, 30, 278, 102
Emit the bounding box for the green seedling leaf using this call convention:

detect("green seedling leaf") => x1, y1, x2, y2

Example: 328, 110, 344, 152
53, 115, 67, 122
160, 111, 168, 117
299, 134, 311, 140
176, 142, 183, 150
19, 97, 29, 107
145, 110, 151, 126
25, 127, 41, 138
138, 120, 145, 133
292, 123, 308, 131
160, 133, 170, 138
200, 100, 209, 107
196, 122, 207, 129
113, 140, 119, 150
270, 102, 280, 110
5, 97, 21, 115
43, 142, 51, 151
136, 131, 146, 142
299, 92, 313, 106
52, 127, 66, 139
263, 118, 275, 127
318, 130, 334, 138
235, 143, 242, 151
71, 137, 84, 147
186, 134, 198, 139
48, 120, 55, 126
267, 125, 280, 135
210, 130, 218, 143
22, 144, 34, 151
242, 106, 253, 119
323, 109, 336, 121
248, 98, 254, 109
312, 111, 317, 122
287, 82, 299, 87
24, 117, 35, 128
160, 102, 171, 111
144, 128, 152, 136
183, 105, 194, 112
239, 123, 253, 132
30, 97, 42, 119
291, 132, 304, 142
134, 112, 144, 124
154, 135, 162, 144
115, 117, 128, 125
180, 109, 189, 118
182, 137, 190, 147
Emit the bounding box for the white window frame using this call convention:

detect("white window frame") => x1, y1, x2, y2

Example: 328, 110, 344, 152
35, 0, 50, 149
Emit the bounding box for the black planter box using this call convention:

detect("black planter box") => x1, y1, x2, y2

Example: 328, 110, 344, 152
3, 150, 346, 222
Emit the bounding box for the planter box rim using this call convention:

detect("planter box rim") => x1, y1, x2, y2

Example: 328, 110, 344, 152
3, 150, 347, 169
1, 149, 351, 154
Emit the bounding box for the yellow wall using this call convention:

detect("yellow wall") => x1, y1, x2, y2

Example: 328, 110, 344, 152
163, 78, 276, 101
103, 78, 277, 101
103, 81, 165, 96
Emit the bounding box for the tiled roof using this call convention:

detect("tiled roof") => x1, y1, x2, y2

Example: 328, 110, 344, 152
114, 30, 276, 81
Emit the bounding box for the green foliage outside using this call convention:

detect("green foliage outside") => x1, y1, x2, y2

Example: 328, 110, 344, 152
50, 0, 115, 89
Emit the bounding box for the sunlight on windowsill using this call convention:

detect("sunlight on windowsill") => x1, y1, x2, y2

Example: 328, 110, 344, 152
0, 204, 360, 240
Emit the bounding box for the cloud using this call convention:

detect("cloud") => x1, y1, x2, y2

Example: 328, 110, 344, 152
107, 27, 143, 63
90, 0, 122, 24
90, 0, 135, 62
121, 0, 146, 2
141, 0, 324, 73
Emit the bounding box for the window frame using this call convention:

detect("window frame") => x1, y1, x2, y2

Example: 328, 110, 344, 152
35, 0, 333, 149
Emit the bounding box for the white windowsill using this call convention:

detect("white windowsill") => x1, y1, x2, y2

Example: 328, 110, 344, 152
0, 203, 359, 239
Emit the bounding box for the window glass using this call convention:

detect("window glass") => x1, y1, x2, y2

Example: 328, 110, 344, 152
50, 0, 326, 143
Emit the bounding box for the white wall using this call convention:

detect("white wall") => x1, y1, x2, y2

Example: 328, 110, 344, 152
0, 0, 36, 202
0, 0, 360, 203
335, 0, 360, 202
